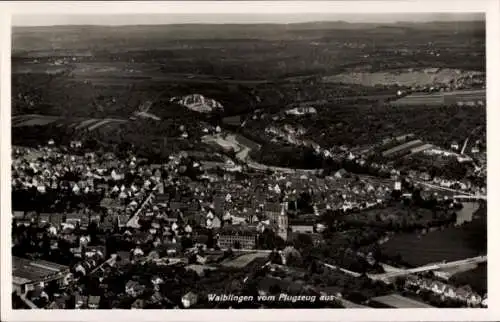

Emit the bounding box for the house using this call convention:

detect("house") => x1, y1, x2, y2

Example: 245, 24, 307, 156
88, 295, 100, 309
74, 263, 87, 276
101, 215, 115, 232
116, 251, 132, 265
431, 281, 445, 294
164, 242, 183, 256
131, 299, 145, 309
132, 246, 144, 258
467, 293, 482, 306
443, 286, 456, 298
334, 169, 348, 178
149, 291, 166, 306
47, 297, 67, 309
75, 294, 88, 309
290, 223, 315, 234
86, 245, 105, 259
217, 225, 259, 250
309, 233, 323, 246
181, 291, 198, 308
13, 211, 25, 220
481, 295, 488, 307
125, 280, 146, 297
12, 257, 71, 294
151, 277, 164, 291
257, 276, 303, 296
117, 214, 130, 228
164, 216, 178, 226
169, 201, 184, 212
455, 287, 469, 302
90, 214, 101, 224
206, 215, 221, 229
66, 213, 83, 226
47, 213, 65, 227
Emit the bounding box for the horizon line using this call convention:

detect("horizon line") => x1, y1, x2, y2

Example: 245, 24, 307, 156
12, 19, 486, 28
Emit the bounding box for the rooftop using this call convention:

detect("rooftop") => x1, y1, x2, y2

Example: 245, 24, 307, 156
218, 224, 258, 236
370, 293, 435, 308
13, 257, 70, 282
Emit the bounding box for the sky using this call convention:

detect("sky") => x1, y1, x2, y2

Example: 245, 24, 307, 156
12, 13, 485, 27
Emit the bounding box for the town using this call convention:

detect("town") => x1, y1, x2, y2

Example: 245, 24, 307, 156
10, 16, 486, 310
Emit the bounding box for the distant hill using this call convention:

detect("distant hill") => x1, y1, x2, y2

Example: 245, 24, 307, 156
12, 20, 484, 53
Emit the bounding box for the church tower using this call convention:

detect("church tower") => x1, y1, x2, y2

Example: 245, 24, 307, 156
394, 177, 401, 191
277, 202, 289, 241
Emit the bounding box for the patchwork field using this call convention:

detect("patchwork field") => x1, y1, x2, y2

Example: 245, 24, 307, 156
323, 69, 483, 87
390, 89, 485, 107
11, 114, 128, 131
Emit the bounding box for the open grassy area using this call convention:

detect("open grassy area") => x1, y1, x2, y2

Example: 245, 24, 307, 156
449, 263, 487, 295
381, 215, 486, 267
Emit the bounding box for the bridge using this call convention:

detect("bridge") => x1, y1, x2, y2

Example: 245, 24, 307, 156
321, 256, 486, 283
414, 181, 486, 200
371, 255, 487, 282
320, 262, 362, 278
220, 248, 274, 254
453, 195, 487, 201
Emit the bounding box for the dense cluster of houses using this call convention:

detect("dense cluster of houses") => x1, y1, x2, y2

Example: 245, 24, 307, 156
11, 132, 486, 309
405, 275, 485, 307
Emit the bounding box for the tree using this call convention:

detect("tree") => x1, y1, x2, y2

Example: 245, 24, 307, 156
258, 229, 285, 250
206, 230, 215, 249
181, 236, 194, 250
269, 284, 281, 295
391, 189, 402, 200
284, 246, 303, 267
269, 250, 283, 265
297, 192, 313, 213
293, 233, 313, 251
412, 189, 422, 205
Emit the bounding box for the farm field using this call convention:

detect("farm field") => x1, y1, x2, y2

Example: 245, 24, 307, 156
390, 89, 485, 107
444, 90, 486, 105
12, 114, 127, 130
391, 94, 445, 106
11, 22, 486, 169
323, 68, 482, 87
222, 115, 242, 126
220, 252, 269, 269
382, 139, 424, 157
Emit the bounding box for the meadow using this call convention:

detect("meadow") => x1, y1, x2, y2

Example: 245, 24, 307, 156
380, 214, 486, 267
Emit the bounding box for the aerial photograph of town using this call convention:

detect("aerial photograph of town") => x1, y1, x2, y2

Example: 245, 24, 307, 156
9, 12, 487, 310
